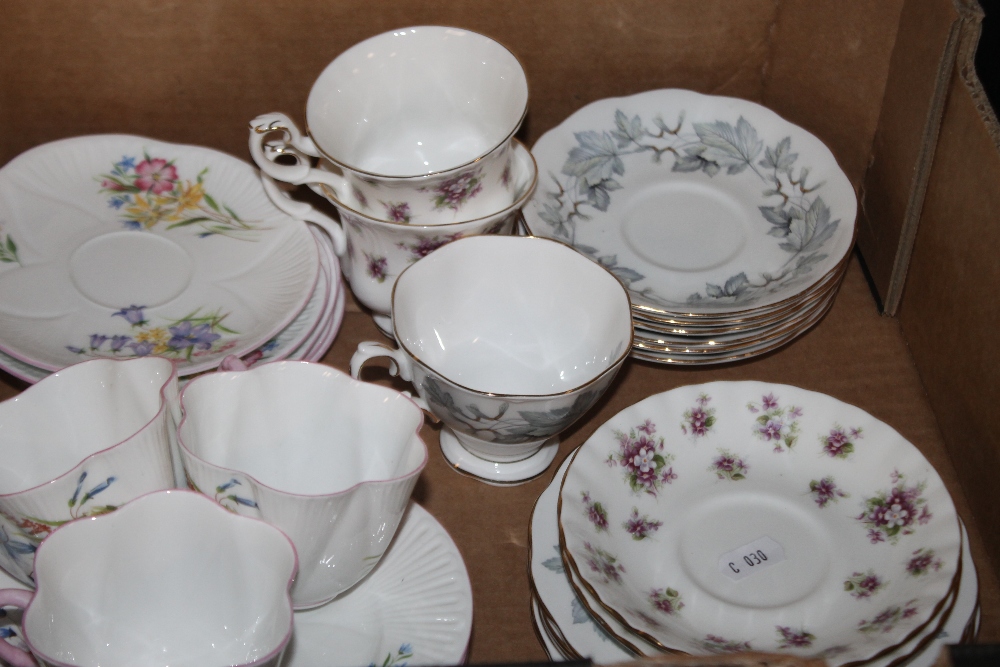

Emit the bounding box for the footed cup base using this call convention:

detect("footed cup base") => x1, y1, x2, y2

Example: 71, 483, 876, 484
438, 428, 558, 486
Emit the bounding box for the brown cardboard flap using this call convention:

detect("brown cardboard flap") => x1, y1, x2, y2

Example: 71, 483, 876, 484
897, 2, 1000, 579
857, 0, 983, 314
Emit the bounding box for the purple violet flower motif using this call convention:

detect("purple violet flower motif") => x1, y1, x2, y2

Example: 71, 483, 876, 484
109, 335, 131, 352
113, 305, 148, 327
168, 321, 221, 351
89, 334, 108, 350
128, 340, 156, 356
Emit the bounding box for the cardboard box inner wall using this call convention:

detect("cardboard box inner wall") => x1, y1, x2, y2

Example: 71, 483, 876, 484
1, 0, 998, 661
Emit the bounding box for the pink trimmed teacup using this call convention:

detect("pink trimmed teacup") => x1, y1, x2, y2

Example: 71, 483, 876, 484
0, 357, 179, 587
178, 360, 427, 608
0, 489, 297, 667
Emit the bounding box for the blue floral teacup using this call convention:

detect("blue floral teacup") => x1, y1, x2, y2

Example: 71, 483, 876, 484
351, 235, 633, 485
0, 357, 179, 587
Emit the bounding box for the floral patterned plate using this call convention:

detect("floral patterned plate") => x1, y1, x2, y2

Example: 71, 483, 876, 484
523, 89, 857, 315
558, 382, 960, 664
0, 135, 319, 375
0, 502, 471, 667
0, 226, 342, 383
531, 453, 977, 667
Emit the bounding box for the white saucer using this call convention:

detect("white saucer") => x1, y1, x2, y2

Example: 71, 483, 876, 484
0, 503, 472, 667
0, 135, 320, 374
439, 428, 559, 486
530, 453, 979, 666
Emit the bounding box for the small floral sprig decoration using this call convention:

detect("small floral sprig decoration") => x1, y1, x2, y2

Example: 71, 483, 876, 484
98, 154, 264, 239
809, 476, 848, 508
857, 600, 919, 634
700, 634, 752, 654
906, 548, 944, 577
423, 167, 484, 212
0, 525, 35, 567
364, 253, 390, 283
776, 626, 815, 649
0, 231, 20, 266
649, 586, 684, 615
606, 419, 677, 496
747, 393, 802, 452
680, 393, 715, 438
213, 478, 259, 513
397, 232, 463, 262
623, 507, 662, 540
370, 643, 413, 667
583, 542, 625, 585
9, 471, 118, 550
67, 305, 237, 362
582, 492, 609, 532
857, 470, 932, 545
843, 570, 887, 599
820, 424, 863, 459
381, 201, 412, 223
709, 449, 749, 481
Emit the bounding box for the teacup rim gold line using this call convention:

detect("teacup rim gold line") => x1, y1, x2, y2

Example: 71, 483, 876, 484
303, 25, 530, 181
317, 138, 538, 228
390, 234, 635, 401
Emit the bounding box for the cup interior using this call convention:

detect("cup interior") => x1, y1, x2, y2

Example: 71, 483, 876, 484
307, 26, 527, 176
179, 363, 425, 496
393, 236, 632, 395
26, 490, 293, 667
0, 358, 171, 495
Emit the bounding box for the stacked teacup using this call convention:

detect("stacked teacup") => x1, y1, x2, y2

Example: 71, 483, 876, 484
250, 26, 537, 336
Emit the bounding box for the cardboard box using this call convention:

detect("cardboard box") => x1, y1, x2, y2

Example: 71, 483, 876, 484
0, 0, 996, 661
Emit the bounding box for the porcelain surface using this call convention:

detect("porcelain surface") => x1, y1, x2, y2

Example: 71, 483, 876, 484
0, 357, 178, 586
283, 503, 473, 667
0, 135, 319, 374
0, 490, 295, 667
261, 140, 536, 322
179, 361, 427, 608
559, 382, 960, 663
0, 502, 470, 667
250, 26, 527, 225
523, 89, 856, 315
351, 234, 631, 480
533, 453, 978, 667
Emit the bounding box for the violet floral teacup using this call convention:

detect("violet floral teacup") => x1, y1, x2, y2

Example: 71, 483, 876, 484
260, 139, 537, 336
0, 357, 179, 587
350, 235, 633, 485
0, 489, 296, 667
178, 360, 427, 609
249, 26, 528, 226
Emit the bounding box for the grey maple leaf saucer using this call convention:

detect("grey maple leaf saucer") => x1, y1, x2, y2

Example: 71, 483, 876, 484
523, 89, 857, 317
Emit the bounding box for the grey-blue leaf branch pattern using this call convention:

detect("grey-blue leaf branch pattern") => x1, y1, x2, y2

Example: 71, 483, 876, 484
537, 110, 841, 307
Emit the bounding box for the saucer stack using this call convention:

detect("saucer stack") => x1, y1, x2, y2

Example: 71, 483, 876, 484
523, 89, 858, 365
0, 135, 346, 384
530, 382, 979, 666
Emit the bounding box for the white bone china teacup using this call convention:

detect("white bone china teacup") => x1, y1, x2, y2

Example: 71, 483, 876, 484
178, 360, 427, 609
351, 235, 633, 484
249, 26, 528, 226
0, 357, 179, 587
0, 489, 297, 667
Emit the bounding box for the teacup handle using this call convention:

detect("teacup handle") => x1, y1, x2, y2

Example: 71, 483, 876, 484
0, 589, 37, 667
350, 342, 431, 414
258, 174, 347, 257
248, 112, 343, 187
